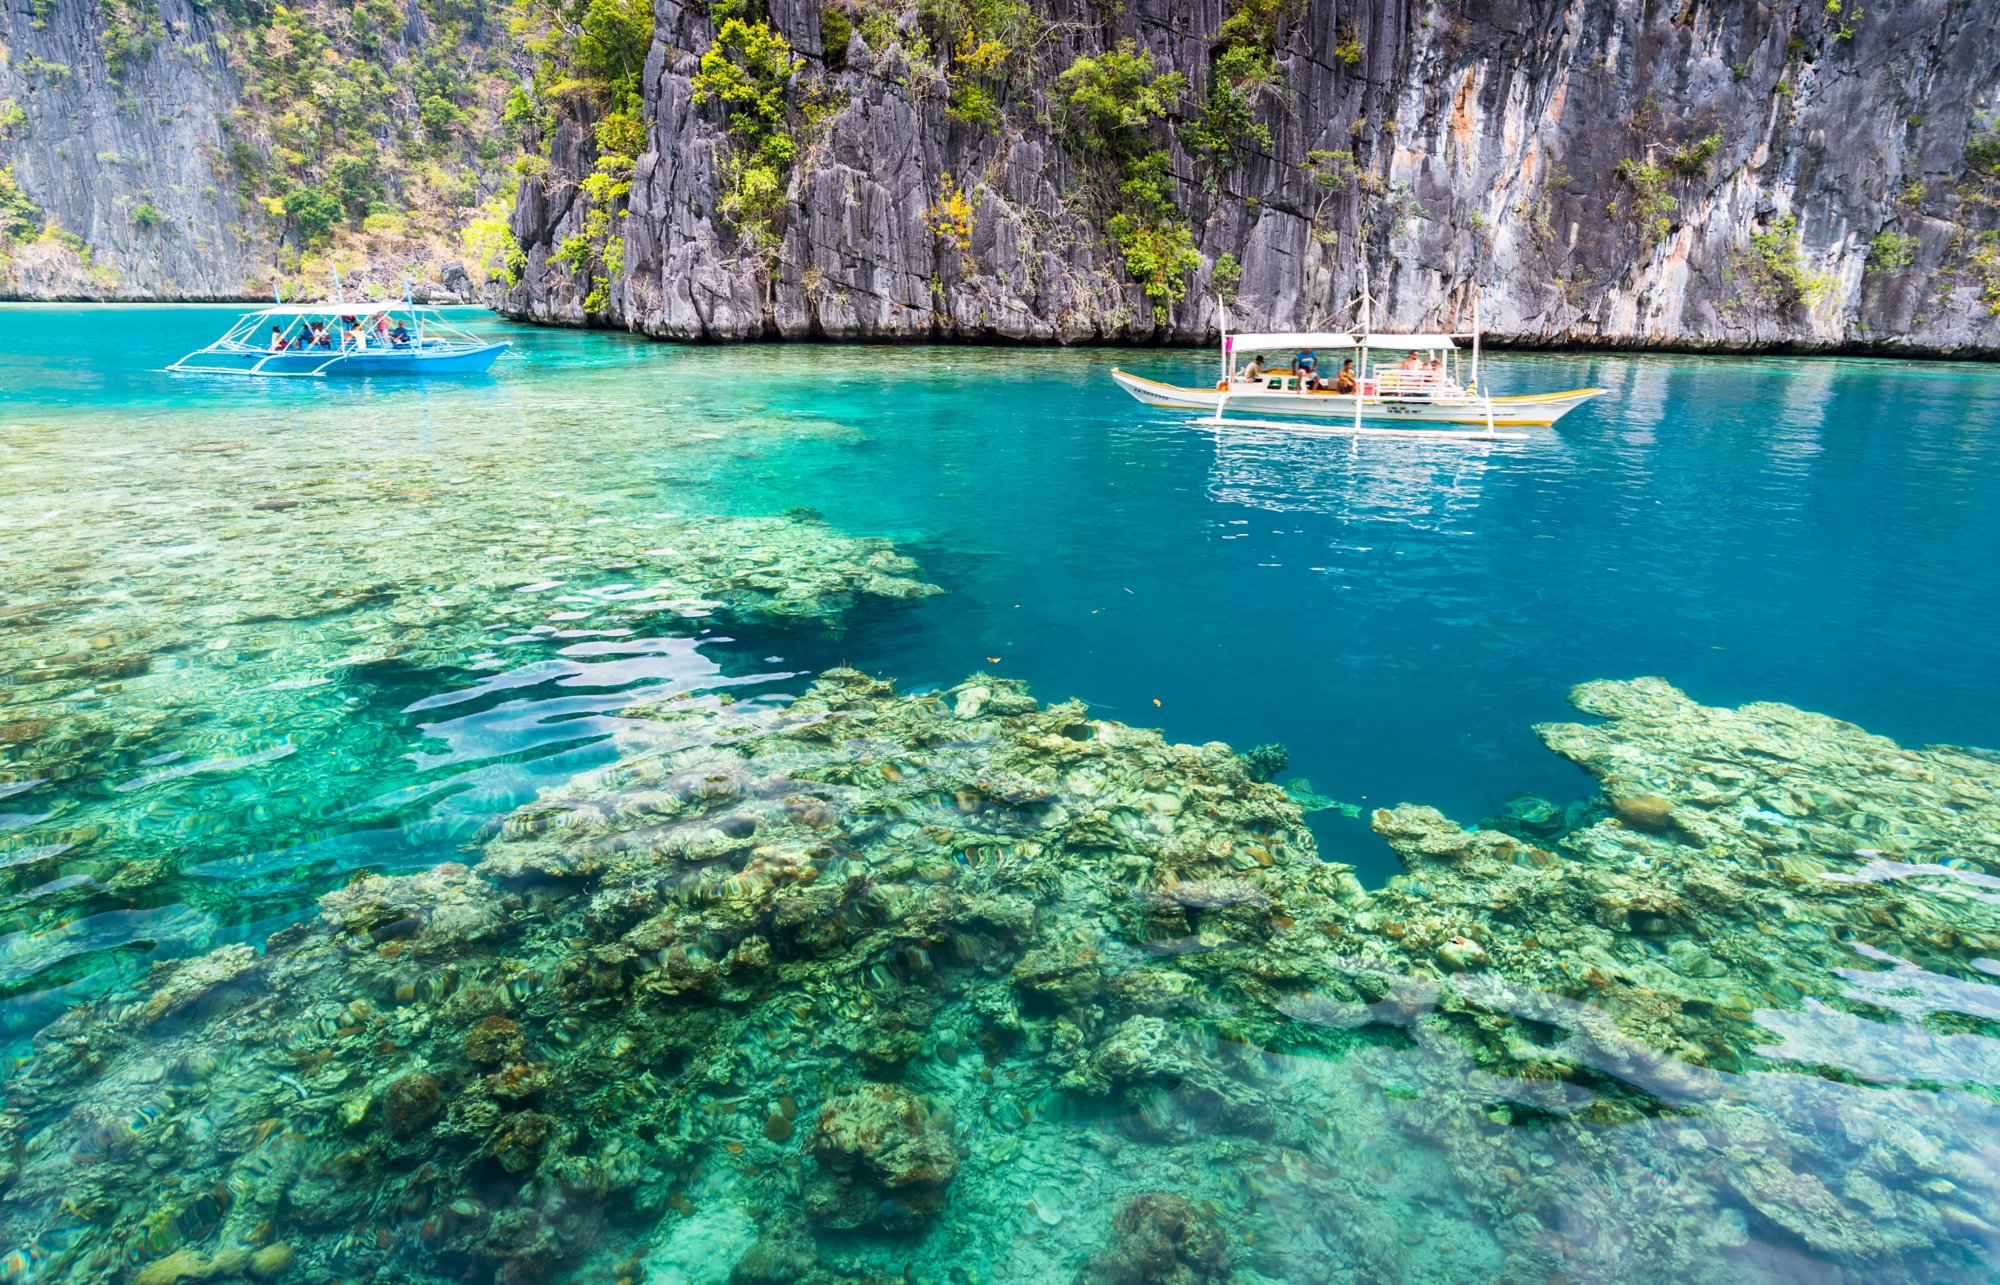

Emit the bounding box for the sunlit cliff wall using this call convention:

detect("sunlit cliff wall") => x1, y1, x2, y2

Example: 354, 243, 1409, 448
502, 0, 2000, 352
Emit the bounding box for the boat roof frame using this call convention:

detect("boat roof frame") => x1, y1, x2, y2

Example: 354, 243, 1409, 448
246, 301, 428, 317
1224, 330, 1464, 353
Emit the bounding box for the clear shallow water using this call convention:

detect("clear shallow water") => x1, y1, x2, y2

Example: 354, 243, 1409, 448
2, 307, 2000, 1283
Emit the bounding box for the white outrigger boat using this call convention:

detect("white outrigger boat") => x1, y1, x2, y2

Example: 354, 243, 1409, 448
168, 299, 509, 378
1112, 300, 1604, 442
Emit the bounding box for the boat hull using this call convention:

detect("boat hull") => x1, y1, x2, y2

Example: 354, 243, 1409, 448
1110, 368, 1604, 427
170, 341, 511, 378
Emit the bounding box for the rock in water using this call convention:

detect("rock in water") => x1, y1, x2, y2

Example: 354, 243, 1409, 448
1080, 1191, 1231, 1284
804, 1083, 960, 1233
1612, 794, 1677, 832
247, 1243, 296, 1279
381, 1072, 442, 1135
1241, 742, 1289, 782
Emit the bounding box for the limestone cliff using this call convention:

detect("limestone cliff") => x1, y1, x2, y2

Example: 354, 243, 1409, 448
0, 0, 521, 300
500, 0, 2000, 353
0, 0, 250, 297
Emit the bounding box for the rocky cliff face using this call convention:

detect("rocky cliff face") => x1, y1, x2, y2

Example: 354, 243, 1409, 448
0, 0, 255, 297
501, 0, 2000, 353
0, 0, 518, 300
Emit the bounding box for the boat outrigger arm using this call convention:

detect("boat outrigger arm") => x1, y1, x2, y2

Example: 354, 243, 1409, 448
1110, 293, 1606, 440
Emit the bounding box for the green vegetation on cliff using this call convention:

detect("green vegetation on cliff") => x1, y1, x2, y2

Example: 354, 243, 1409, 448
1058, 42, 1197, 319
1728, 212, 1835, 310
514, 0, 653, 308
0, 164, 43, 272
208, 0, 529, 291
691, 1, 801, 258
1182, 0, 1296, 177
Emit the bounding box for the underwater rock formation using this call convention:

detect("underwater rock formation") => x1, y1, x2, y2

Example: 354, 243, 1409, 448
804, 1083, 959, 1232
0, 482, 941, 1045
1080, 1190, 1232, 1285
1, 673, 1998, 1281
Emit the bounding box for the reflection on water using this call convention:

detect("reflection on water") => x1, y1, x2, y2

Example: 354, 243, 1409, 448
3, 309, 2000, 1282
1202, 424, 1515, 532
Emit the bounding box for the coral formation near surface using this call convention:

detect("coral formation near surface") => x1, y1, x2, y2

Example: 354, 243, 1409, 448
1, 670, 1998, 1282
0, 404, 941, 1047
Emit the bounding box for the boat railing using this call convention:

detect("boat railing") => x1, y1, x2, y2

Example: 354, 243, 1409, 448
233, 335, 485, 355
1370, 369, 1464, 401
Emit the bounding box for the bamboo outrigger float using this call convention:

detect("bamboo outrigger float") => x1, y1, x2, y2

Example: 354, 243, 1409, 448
1111, 281, 1605, 441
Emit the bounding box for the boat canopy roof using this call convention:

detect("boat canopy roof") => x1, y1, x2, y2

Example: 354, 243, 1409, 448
1226, 331, 1357, 352
1225, 330, 1464, 353
1355, 332, 1460, 350
249, 301, 414, 317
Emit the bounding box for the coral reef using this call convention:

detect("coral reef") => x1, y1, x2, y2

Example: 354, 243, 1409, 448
0, 438, 941, 1054
1, 674, 1997, 1282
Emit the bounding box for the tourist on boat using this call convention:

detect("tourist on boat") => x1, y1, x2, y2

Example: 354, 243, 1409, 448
1296, 348, 1318, 378
312, 322, 332, 349
1400, 351, 1423, 373
1241, 356, 1263, 380
268, 325, 287, 351
345, 321, 366, 349
1334, 360, 1357, 394
389, 320, 411, 347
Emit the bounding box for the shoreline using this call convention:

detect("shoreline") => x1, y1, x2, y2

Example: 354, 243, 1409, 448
5, 295, 1996, 362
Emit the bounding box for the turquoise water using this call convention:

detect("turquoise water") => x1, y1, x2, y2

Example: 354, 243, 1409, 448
3, 306, 2000, 1283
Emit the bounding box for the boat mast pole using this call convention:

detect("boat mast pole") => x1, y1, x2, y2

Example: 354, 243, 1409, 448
1219, 298, 1230, 385
1356, 250, 1370, 432
1472, 293, 1480, 392
1477, 295, 1496, 434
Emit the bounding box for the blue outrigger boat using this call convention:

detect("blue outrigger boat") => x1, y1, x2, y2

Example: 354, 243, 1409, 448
167, 300, 509, 378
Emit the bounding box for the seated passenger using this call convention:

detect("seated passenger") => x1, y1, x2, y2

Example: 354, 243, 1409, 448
1334, 360, 1357, 394
1296, 348, 1318, 377
1242, 356, 1263, 380
388, 321, 411, 346
268, 325, 287, 351
1400, 351, 1422, 373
